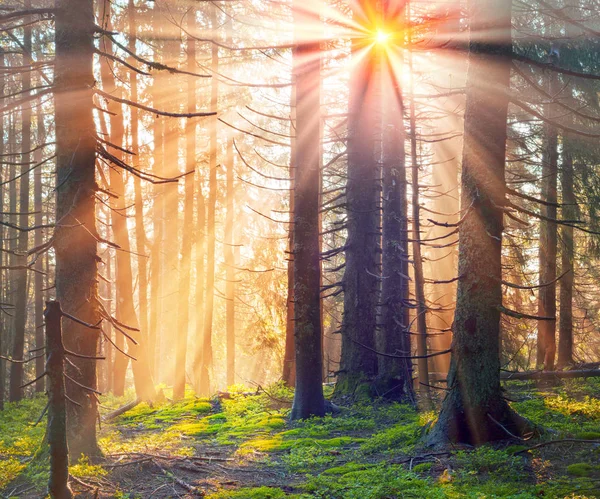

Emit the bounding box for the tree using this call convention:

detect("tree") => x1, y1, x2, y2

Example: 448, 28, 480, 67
338, 0, 380, 394
427, 0, 531, 445
289, 0, 326, 420
54, 0, 101, 457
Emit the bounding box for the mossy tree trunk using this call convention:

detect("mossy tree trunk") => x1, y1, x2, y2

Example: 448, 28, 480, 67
427, 0, 530, 445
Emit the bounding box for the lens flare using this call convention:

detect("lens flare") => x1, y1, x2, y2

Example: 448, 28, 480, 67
375, 29, 391, 45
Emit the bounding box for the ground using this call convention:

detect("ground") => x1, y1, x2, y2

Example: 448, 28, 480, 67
1, 379, 599, 498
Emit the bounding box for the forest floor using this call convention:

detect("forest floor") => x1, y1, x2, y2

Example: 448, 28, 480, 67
1, 379, 600, 498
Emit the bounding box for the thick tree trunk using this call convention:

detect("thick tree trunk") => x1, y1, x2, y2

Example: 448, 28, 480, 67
427, 0, 530, 445
9, 3, 32, 402
174, 22, 197, 400
558, 143, 574, 368
198, 7, 219, 396
338, 1, 380, 393
54, 0, 101, 458
378, 7, 413, 401
290, 0, 326, 420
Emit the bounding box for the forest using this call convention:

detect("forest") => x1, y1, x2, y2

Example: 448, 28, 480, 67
1, 0, 600, 497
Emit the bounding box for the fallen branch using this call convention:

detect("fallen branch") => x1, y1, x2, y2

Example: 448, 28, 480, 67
102, 397, 142, 421
501, 369, 600, 381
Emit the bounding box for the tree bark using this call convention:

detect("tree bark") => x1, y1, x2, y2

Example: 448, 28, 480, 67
427, 0, 530, 445
338, 1, 380, 393
282, 84, 297, 388
198, 6, 219, 396
225, 135, 236, 388
54, 0, 101, 458
378, 0, 413, 401
536, 56, 559, 371
290, 0, 326, 420
9, 1, 32, 402
173, 19, 197, 400
0, 47, 5, 411
45, 301, 73, 499
557, 142, 574, 368
34, 93, 45, 393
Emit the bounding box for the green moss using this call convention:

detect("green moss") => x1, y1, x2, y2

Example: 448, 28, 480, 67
413, 462, 433, 473
70, 456, 108, 479
567, 463, 599, 477
576, 431, 600, 440
322, 462, 375, 475
207, 486, 307, 498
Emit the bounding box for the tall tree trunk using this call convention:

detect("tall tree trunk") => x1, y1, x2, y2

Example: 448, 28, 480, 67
54, 0, 101, 458
378, 3, 413, 401
558, 142, 574, 368
193, 179, 206, 390
536, 63, 559, 371
290, 0, 326, 420
427, 0, 530, 445
282, 84, 297, 387
225, 136, 236, 387
0, 47, 5, 411
10, 3, 32, 402
100, 0, 155, 401
338, 1, 380, 393
173, 20, 197, 400
407, 33, 429, 395
34, 96, 45, 393
128, 0, 149, 371
198, 6, 219, 396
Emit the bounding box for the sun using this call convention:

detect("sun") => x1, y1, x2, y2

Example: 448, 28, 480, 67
375, 29, 391, 45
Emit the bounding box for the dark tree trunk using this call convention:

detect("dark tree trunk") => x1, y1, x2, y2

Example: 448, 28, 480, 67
338, 1, 380, 393
378, 4, 413, 401
34, 97, 45, 393
427, 0, 530, 445
408, 42, 429, 395
174, 21, 197, 400
199, 6, 219, 396
290, 0, 326, 420
10, 3, 32, 402
283, 84, 296, 388
558, 143, 574, 368
536, 61, 559, 371
45, 301, 73, 499
54, 0, 101, 458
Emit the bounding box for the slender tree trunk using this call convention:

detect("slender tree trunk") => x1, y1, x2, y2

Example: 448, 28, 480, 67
536, 64, 559, 371
54, 0, 101, 458
10, 3, 32, 402
225, 136, 236, 387
407, 34, 429, 395
193, 179, 205, 390
282, 84, 297, 387
0, 47, 5, 411
427, 0, 530, 445
198, 6, 219, 396
290, 0, 326, 420
34, 96, 45, 393
558, 142, 574, 368
128, 0, 149, 369
173, 20, 197, 400
338, 1, 380, 393
46, 302, 73, 499
378, 5, 413, 401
